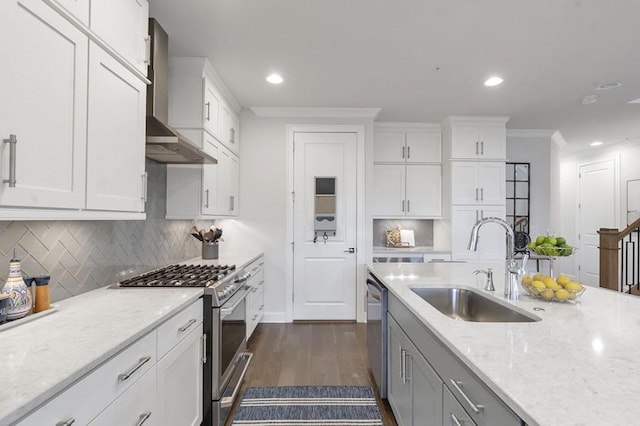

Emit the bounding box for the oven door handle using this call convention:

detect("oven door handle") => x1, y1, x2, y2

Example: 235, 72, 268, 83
220, 286, 251, 319
221, 352, 254, 408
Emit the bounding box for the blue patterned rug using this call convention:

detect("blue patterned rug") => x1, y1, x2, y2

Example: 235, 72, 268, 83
231, 386, 384, 425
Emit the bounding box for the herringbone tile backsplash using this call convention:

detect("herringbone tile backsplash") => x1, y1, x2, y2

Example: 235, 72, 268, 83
0, 161, 205, 302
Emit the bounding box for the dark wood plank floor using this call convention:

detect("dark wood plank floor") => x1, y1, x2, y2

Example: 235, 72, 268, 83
228, 322, 398, 425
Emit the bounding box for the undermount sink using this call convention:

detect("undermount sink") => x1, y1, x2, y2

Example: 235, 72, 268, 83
410, 287, 540, 323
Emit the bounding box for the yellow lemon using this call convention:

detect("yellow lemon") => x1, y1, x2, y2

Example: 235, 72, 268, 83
554, 289, 569, 301
522, 276, 533, 285
567, 291, 577, 300
543, 277, 560, 290
566, 281, 583, 292
533, 273, 546, 282
557, 274, 571, 287
541, 288, 554, 300
531, 280, 546, 295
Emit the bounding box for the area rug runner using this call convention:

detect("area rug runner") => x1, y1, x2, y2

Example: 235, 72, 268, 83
232, 386, 384, 425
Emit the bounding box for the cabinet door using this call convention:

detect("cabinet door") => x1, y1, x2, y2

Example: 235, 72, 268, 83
0, 0, 87, 209
405, 165, 441, 217
202, 135, 219, 215
157, 323, 204, 426
52, 0, 90, 24
409, 349, 442, 426
443, 386, 477, 426
451, 206, 506, 261
450, 127, 479, 159
90, 0, 149, 73
387, 316, 412, 426
216, 145, 239, 216
451, 163, 478, 204
374, 131, 406, 163
221, 102, 240, 155
373, 164, 406, 216
405, 131, 441, 163
89, 366, 158, 426
477, 162, 506, 205
86, 43, 146, 212
477, 127, 506, 159
203, 78, 222, 138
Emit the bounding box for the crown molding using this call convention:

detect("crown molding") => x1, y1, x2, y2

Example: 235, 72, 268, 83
507, 129, 557, 139
375, 122, 441, 129
250, 107, 382, 119
441, 116, 510, 126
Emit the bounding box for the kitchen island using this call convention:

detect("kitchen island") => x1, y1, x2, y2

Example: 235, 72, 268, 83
0, 251, 260, 425
371, 261, 640, 426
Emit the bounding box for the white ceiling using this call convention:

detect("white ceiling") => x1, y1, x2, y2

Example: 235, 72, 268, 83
149, 0, 640, 152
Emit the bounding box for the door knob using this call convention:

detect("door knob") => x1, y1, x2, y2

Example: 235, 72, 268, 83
344, 248, 356, 253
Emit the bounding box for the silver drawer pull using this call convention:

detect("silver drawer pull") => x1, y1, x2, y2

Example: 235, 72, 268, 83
3, 134, 17, 187
450, 413, 463, 426
118, 356, 151, 382
259, 305, 264, 311
136, 411, 152, 426
56, 418, 75, 426
450, 379, 484, 414
179, 318, 197, 332
252, 314, 258, 320
202, 334, 207, 364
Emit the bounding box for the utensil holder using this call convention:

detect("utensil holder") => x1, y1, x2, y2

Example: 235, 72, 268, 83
202, 242, 219, 260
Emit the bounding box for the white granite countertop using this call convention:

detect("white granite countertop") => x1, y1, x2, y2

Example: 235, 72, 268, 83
370, 261, 640, 426
0, 251, 261, 425
372, 245, 451, 254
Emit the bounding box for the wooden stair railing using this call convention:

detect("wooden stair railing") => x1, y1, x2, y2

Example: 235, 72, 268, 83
599, 217, 640, 292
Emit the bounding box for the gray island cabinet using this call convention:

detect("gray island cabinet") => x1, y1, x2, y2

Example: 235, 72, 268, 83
387, 292, 522, 426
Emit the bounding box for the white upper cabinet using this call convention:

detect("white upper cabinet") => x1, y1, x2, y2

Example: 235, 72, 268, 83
203, 77, 222, 138
221, 101, 240, 155
372, 164, 441, 218
86, 43, 147, 212
451, 162, 505, 205
50, 0, 89, 24
0, 0, 87, 210
445, 118, 508, 160
90, 0, 150, 74
217, 145, 239, 216
374, 125, 441, 163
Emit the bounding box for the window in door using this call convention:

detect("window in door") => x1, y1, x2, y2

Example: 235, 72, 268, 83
506, 162, 530, 234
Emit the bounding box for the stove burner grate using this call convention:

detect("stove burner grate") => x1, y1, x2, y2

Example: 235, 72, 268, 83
119, 264, 236, 287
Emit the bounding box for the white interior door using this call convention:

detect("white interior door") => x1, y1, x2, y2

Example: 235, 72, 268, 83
293, 132, 357, 320
578, 160, 616, 287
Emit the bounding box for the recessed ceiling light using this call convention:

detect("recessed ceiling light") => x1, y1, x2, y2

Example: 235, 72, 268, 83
484, 76, 503, 87
629, 97, 640, 104
590, 141, 603, 146
582, 94, 599, 105
266, 73, 283, 84
596, 81, 622, 91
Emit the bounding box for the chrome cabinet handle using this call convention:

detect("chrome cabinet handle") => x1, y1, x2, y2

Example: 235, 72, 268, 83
202, 333, 207, 364
475, 141, 479, 155
136, 411, 152, 426
229, 195, 234, 211
402, 146, 405, 159
230, 127, 235, 144
475, 210, 479, 222
141, 172, 148, 203
118, 356, 151, 382
259, 304, 264, 311
3, 134, 17, 187
205, 189, 210, 208
401, 200, 405, 212
480, 187, 484, 201
449, 379, 484, 414
400, 347, 406, 384
407, 146, 410, 159
56, 418, 75, 426
450, 413, 463, 426
205, 102, 211, 121
407, 200, 410, 212
481, 209, 484, 219
178, 318, 197, 333
480, 141, 484, 155
143, 35, 151, 65
475, 188, 478, 201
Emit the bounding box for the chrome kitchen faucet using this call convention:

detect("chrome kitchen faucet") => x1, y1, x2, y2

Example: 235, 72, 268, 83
468, 217, 529, 300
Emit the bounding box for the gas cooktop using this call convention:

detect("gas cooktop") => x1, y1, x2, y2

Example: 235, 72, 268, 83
117, 264, 236, 288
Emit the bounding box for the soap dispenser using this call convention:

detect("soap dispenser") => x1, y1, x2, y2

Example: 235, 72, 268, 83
1, 252, 32, 320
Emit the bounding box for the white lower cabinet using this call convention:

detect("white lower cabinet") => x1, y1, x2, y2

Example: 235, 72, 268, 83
16, 298, 204, 426
157, 323, 204, 426
388, 314, 442, 426
451, 205, 506, 261
387, 293, 522, 426
246, 256, 265, 339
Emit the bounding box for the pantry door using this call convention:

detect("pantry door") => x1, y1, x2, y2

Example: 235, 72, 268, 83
578, 159, 617, 287
292, 131, 357, 320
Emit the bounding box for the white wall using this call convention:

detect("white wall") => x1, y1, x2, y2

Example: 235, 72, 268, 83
220, 110, 375, 322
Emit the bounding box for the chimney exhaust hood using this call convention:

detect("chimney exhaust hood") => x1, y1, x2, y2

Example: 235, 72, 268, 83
145, 18, 216, 164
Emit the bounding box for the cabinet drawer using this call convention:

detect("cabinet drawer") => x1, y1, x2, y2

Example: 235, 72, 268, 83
18, 330, 156, 425
89, 364, 157, 425
157, 298, 203, 359
443, 385, 477, 426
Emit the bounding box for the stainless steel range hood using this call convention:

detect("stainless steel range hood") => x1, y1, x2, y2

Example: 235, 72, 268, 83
145, 18, 216, 164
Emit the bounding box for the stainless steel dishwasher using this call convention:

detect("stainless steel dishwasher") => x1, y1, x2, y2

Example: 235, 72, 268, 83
366, 272, 388, 398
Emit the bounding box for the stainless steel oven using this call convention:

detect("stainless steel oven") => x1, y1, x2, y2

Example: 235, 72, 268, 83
210, 283, 253, 425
